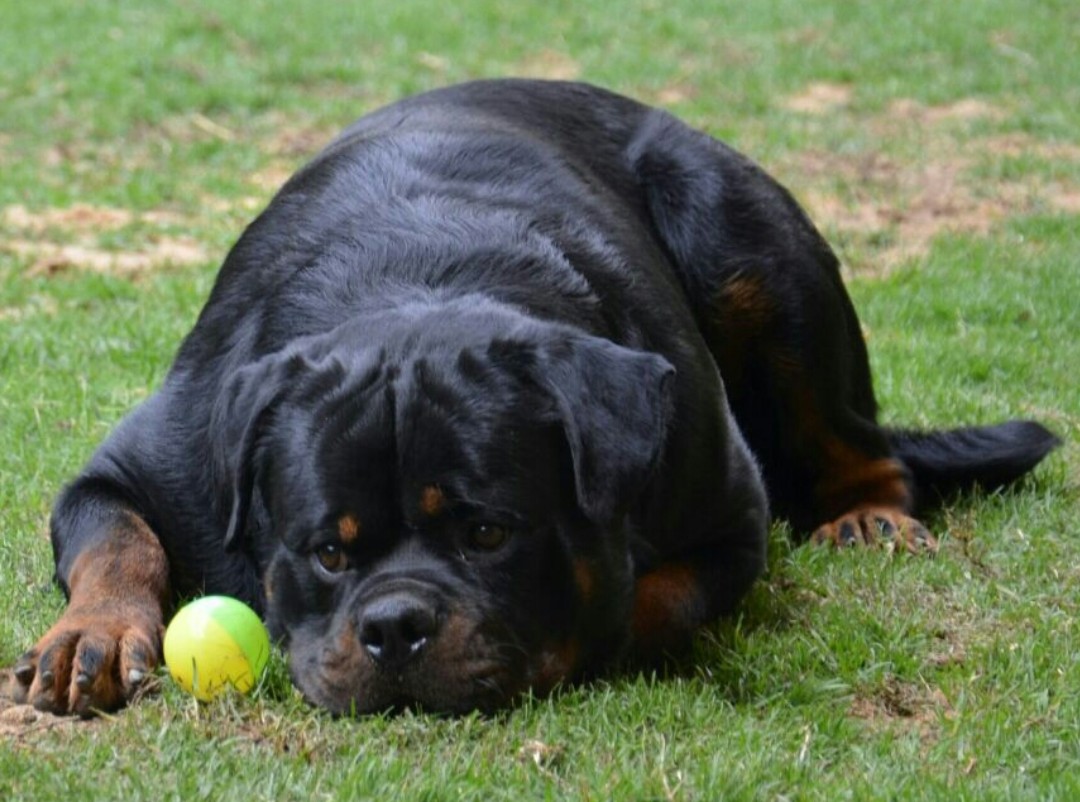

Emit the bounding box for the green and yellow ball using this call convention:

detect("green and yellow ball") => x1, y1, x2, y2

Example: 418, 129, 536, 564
163, 596, 270, 701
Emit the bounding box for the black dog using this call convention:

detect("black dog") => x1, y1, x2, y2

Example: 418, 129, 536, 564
12, 80, 1059, 716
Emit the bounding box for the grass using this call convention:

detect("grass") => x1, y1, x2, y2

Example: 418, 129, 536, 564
1, 1, 1078, 799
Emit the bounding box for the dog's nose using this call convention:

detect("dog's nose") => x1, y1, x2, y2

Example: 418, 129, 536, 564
358, 592, 439, 669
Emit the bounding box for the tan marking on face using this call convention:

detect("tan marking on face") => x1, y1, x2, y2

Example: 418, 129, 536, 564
419, 485, 446, 517
533, 638, 580, 695
337, 514, 361, 544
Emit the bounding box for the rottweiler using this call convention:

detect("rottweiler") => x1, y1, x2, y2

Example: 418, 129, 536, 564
11, 80, 1059, 716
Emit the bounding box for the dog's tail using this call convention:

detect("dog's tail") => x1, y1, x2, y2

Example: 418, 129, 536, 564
887, 420, 1061, 509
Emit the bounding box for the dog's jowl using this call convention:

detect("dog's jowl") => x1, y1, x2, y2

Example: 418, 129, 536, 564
13, 80, 1059, 715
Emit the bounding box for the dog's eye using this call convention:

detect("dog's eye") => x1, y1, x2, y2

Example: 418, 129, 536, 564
314, 543, 350, 574
466, 524, 510, 552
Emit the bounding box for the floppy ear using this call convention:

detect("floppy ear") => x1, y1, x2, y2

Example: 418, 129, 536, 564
531, 335, 675, 524
214, 351, 314, 552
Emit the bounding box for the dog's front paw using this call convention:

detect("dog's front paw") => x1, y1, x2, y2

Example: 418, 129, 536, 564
12, 599, 164, 717
811, 507, 937, 555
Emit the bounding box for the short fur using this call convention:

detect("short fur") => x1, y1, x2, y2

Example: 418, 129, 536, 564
12, 80, 1058, 715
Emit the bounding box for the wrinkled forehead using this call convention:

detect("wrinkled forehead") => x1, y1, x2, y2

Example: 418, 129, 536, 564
279, 349, 565, 535
269, 359, 397, 537
393, 353, 563, 507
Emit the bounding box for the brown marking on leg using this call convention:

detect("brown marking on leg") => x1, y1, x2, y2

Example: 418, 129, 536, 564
707, 267, 912, 529
16, 511, 170, 716
785, 383, 914, 523
718, 276, 775, 327
337, 513, 361, 544
815, 440, 912, 519
812, 506, 937, 554
419, 484, 446, 517
709, 275, 776, 395
789, 387, 930, 553
573, 558, 595, 604
631, 563, 707, 654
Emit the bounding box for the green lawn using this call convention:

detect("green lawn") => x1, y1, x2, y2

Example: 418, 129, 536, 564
2, 1, 1078, 799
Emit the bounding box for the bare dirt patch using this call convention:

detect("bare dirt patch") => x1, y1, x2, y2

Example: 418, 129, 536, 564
2, 203, 206, 278
512, 50, 581, 81
979, 133, 1080, 162
886, 97, 1004, 126
850, 676, 953, 741
654, 83, 698, 106
784, 82, 853, 115
259, 114, 339, 160
0, 670, 93, 740
792, 152, 1021, 274
6, 238, 207, 278
3, 203, 133, 233
3, 203, 191, 234
1049, 188, 1080, 214
775, 97, 1080, 275
248, 162, 297, 193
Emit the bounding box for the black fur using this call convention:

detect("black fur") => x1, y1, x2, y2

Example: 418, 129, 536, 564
22, 79, 1058, 716
889, 422, 1061, 507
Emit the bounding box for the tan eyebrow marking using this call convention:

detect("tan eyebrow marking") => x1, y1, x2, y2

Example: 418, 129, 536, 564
337, 514, 361, 544
419, 485, 446, 517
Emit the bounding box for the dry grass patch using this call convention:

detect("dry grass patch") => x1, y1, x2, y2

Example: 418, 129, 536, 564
885, 97, 1005, 126
259, 113, 340, 160
2, 203, 206, 278
850, 675, 954, 740
783, 82, 853, 115
652, 83, 698, 106
977, 133, 1080, 162
0, 671, 97, 741
248, 163, 296, 193
6, 239, 207, 278
512, 49, 582, 81
774, 96, 1080, 275
795, 153, 1022, 274
3, 204, 134, 233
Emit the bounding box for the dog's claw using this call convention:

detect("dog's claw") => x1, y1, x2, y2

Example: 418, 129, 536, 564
14, 661, 35, 686
812, 507, 938, 555
874, 516, 897, 540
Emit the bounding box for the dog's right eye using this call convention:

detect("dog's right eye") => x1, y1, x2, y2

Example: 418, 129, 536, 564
314, 543, 350, 574
466, 524, 511, 553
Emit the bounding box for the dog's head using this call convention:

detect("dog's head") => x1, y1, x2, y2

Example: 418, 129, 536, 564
217, 299, 674, 714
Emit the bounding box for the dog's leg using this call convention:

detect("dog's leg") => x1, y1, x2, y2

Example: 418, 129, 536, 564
706, 270, 934, 552
12, 484, 171, 716
629, 112, 933, 550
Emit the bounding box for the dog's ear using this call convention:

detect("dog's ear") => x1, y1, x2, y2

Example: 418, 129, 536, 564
214, 350, 330, 552
525, 335, 675, 525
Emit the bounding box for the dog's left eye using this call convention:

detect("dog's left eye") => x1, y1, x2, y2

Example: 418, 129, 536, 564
466, 524, 510, 552
314, 543, 350, 574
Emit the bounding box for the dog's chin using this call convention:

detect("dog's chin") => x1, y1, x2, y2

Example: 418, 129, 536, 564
286, 613, 531, 716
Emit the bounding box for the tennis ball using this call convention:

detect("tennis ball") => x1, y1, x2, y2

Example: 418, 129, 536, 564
163, 595, 270, 701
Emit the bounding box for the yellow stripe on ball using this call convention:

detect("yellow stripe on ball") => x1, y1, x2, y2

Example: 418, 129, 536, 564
164, 596, 270, 701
